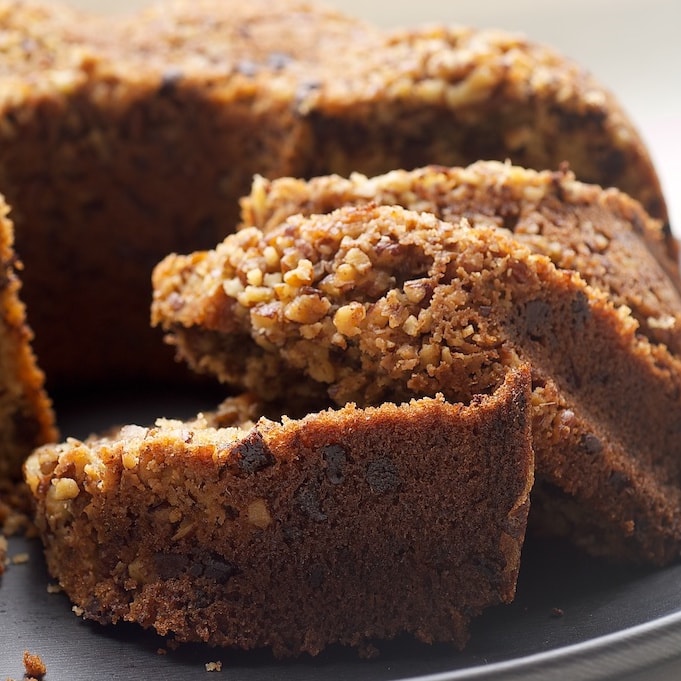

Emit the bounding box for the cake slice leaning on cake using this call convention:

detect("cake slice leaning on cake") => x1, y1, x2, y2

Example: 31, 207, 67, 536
241, 161, 681, 353
152, 202, 681, 566
24, 367, 533, 656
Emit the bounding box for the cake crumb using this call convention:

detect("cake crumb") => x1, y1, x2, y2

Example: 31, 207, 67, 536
205, 661, 223, 672
156, 648, 167, 656
46, 582, 62, 594
23, 650, 47, 678
550, 607, 565, 618
11, 552, 29, 565
72, 605, 84, 617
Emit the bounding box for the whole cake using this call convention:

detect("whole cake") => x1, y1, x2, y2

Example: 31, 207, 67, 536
24, 368, 533, 656
152, 202, 681, 565
0, 0, 668, 387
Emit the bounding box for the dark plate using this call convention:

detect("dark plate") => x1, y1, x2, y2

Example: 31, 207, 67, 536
2, 386, 681, 680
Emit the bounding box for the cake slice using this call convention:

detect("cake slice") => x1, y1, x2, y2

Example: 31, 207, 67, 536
152, 203, 681, 565
24, 367, 533, 656
241, 161, 681, 353
0, 194, 56, 484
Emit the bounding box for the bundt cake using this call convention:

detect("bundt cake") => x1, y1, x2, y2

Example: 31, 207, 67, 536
0, 0, 668, 387
152, 202, 681, 565
0, 194, 56, 483
24, 367, 533, 656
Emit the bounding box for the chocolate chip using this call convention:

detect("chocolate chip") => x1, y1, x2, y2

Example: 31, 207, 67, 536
202, 554, 239, 584
86, 596, 102, 617
471, 555, 499, 581
307, 563, 325, 588
322, 443, 347, 485
525, 299, 551, 340
571, 291, 590, 328
365, 458, 401, 494
155, 552, 239, 584
223, 505, 239, 521
501, 210, 520, 233
194, 588, 214, 609
154, 552, 189, 580
296, 479, 327, 522
580, 433, 603, 455
608, 470, 631, 493
232, 430, 275, 473
599, 148, 626, 181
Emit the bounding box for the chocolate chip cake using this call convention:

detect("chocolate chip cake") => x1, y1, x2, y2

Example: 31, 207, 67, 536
152, 203, 681, 565
24, 368, 533, 656
0, 0, 668, 386
0, 195, 56, 484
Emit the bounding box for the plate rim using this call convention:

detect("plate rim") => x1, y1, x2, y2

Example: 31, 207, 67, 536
402, 608, 681, 681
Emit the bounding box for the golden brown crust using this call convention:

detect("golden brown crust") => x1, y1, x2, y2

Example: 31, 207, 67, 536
0, 0, 668, 385
25, 368, 533, 656
152, 202, 681, 564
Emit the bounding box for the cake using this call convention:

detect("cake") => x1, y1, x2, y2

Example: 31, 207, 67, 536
0, 194, 56, 484
5, 0, 680, 657
152, 202, 681, 565
0, 0, 668, 387
240, 161, 681, 354
23, 367, 533, 656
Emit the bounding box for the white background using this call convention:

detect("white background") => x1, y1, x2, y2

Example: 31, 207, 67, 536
68, 0, 681, 234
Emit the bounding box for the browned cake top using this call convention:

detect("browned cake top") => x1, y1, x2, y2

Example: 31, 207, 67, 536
241, 160, 681, 352
152, 202, 594, 404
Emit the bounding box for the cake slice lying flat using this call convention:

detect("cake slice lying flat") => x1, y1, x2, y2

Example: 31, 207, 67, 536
152, 204, 681, 565
0, 194, 56, 484
24, 368, 532, 657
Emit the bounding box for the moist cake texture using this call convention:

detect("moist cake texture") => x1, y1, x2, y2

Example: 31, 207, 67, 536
0, 0, 668, 386
0, 194, 56, 483
24, 368, 533, 656
153, 202, 681, 565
